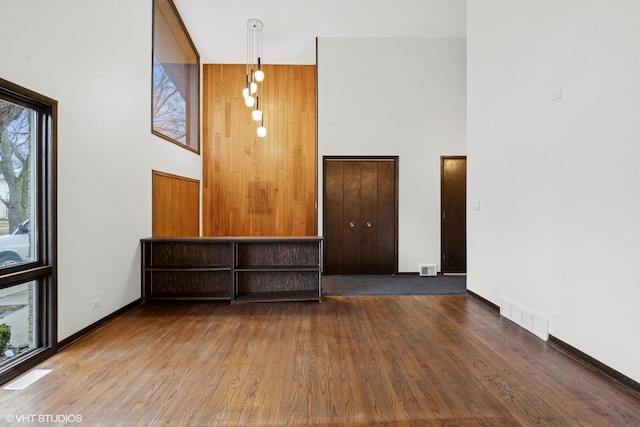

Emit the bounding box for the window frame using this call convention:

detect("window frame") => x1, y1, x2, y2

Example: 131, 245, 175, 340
151, 0, 200, 153
0, 77, 57, 385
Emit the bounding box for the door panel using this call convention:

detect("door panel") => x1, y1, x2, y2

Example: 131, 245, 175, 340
343, 162, 361, 274
376, 160, 397, 274
441, 157, 466, 273
324, 161, 345, 274
152, 170, 200, 237
359, 161, 379, 273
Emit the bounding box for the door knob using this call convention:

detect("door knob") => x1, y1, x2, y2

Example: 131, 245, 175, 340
366, 221, 372, 227
349, 221, 355, 227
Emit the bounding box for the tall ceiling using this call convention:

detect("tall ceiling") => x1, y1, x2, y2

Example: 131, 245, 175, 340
173, 0, 467, 64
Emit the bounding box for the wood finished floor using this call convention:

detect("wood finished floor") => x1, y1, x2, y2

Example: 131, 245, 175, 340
1, 295, 639, 426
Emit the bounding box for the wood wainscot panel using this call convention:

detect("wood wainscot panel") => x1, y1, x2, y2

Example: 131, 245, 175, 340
152, 170, 200, 237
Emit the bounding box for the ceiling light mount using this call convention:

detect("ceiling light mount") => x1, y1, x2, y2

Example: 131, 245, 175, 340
247, 18, 263, 32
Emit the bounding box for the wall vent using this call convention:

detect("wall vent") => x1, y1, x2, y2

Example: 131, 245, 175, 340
500, 297, 549, 341
419, 264, 438, 276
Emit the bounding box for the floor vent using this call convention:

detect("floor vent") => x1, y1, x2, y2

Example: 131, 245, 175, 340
419, 264, 438, 276
3, 369, 52, 390
500, 297, 549, 341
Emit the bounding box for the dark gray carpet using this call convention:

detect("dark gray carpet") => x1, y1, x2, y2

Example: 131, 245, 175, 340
321, 274, 466, 296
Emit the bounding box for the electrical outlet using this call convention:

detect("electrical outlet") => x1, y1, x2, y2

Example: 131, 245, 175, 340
92, 298, 101, 309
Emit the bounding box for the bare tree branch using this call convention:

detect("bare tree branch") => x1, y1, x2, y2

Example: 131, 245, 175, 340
0, 100, 31, 231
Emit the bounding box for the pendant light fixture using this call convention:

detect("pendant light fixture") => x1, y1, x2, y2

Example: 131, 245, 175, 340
242, 18, 267, 138
257, 118, 267, 138
252, 97, 262, 121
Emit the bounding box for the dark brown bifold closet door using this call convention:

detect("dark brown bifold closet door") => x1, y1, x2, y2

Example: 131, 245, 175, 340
324, 158, 397, 275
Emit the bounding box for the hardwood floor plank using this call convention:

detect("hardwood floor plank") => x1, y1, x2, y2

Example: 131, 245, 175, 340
1, 295, 639, 426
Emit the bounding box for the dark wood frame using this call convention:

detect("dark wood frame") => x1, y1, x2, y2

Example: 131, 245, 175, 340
322, 155, 399, 274
0, 77, 57, 385
152, 0, 200, 153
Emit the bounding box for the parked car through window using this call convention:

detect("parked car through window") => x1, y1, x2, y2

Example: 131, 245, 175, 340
0, 220, 30, 266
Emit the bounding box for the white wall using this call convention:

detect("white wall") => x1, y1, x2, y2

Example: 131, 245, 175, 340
467, 0, 640, 382
0, 0, 202, 340
317, 37, 466, 272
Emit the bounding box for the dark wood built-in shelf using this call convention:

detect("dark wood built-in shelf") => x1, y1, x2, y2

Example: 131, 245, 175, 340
141, 237, 323, 302
233, 290, 321, 303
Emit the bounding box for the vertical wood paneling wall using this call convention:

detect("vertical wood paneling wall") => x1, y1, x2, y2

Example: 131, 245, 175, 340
202, 64, 317, 236
152, 170, 200, 237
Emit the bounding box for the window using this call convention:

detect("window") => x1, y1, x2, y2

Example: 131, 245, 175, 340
0, 78, 56, 385
152, 0, 200, 152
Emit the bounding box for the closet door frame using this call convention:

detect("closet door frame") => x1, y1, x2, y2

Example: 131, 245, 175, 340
322, 155, 399, 275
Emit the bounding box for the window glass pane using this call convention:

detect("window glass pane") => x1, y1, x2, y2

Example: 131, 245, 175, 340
153, 59, 188, 143
152, 0, 199, 151
0, 281, 37, 365
0, 100, 36, 267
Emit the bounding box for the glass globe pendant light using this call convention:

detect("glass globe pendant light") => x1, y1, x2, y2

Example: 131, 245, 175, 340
245, 19, 266, 137
254, 58, 264, 82
257, 118, 267, 138
252, 97, 262, 121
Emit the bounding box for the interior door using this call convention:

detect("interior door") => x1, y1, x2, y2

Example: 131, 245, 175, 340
152, 170, 200, 237
440, 157, 466, 273
324, 157, 397, 275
